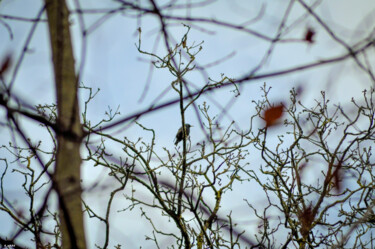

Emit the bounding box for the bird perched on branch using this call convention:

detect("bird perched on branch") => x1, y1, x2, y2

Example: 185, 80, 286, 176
174, 124, 193, 145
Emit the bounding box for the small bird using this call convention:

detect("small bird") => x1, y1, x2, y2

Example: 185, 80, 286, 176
174, 124, 193, 145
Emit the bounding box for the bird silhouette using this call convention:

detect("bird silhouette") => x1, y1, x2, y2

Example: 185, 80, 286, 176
174, 124, 193, 145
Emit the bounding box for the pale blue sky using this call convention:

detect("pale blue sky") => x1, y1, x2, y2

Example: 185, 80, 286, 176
1, 0, 375, 247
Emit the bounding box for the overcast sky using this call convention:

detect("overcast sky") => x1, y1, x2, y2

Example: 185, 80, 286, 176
1, 0, 375, 247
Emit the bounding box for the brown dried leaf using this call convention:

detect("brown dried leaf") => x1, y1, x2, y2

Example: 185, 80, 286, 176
304, 27, 315, 43
0, 54, 12, 76
298, 205, 314, 237
332, 162, 343, 192
264, 105, 284, 127
297, 163, 308, 182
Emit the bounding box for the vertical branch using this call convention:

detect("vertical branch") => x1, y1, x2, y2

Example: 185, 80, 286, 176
177, 77, 191, 248
45, 0, 86, 248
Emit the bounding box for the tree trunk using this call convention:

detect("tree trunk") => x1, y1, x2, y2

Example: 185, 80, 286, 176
45, 0, 86, 248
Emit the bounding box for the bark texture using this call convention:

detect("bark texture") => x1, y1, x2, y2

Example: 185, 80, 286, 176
45, 0, 86, 248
